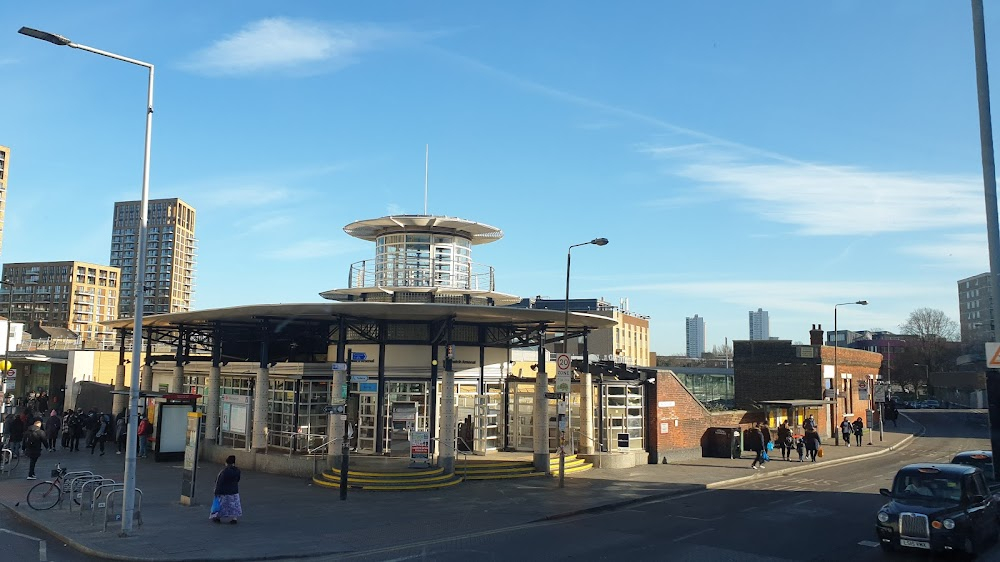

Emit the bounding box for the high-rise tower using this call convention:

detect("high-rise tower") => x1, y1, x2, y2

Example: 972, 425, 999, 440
110, 198, 196, 318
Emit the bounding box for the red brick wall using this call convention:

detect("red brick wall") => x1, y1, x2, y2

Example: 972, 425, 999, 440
647, 371, 758, 463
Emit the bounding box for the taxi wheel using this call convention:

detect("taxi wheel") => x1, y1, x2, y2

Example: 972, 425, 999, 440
963, 535, 979, 557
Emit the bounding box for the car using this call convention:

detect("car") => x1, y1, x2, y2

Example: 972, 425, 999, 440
924, 399, 941, 409
876, 463, 1000, 555
951, 451, 996, 484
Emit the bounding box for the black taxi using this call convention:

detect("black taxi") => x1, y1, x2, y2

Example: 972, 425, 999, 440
951, 451, 996, 484
876, 463, 1000, 555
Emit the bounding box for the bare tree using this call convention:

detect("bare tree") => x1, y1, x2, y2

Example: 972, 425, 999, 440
899, 308, 959, 342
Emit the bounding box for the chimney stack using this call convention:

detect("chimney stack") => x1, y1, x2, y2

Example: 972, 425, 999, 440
809, 324, 824, 346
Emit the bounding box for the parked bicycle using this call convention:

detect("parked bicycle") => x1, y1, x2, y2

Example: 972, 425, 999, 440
27, 463, 70, 510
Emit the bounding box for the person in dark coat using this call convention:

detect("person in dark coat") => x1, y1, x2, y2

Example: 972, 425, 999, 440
90, 413, 110, 456
7, 411, 24, 458
852, 417, 864, 446
803, 415, 816, 432
210, 455, 243, 524
840, 417, 853, 446
803, 428, 822, 462
44, 410, 60, 452
23, 419, 45, 479
776, 421, 793, 461
748, 425, 766, 470
67, 410, 83, 452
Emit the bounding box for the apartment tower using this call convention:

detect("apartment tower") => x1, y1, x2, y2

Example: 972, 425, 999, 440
0, 145, 9, 254
0, 261, 120, 347
686, 314, 705, 359
110, 198, 196, 318
958, 272, 994, 346
749, 308, 770, 340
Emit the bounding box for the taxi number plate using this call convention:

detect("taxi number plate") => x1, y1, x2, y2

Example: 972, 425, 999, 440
900, 539, 930, 549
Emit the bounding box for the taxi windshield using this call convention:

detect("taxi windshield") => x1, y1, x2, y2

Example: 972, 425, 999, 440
893, 474, 962, 502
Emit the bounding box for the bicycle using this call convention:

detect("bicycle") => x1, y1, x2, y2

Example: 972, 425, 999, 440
27, 463, 69, 510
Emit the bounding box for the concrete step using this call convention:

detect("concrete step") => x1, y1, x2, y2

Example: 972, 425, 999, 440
312, 469, 464, 491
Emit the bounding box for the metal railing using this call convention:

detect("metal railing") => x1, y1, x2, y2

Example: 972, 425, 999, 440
347, 259, 496, 292
574, 432, 605, 470
430, 435, 470, 479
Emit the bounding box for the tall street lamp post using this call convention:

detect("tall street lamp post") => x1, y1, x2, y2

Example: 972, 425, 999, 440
914, 363, 930, 398
19, 26, 154, 537
561, 237, 608, 488
0, 280, 13, 440
833, 300, 868, 445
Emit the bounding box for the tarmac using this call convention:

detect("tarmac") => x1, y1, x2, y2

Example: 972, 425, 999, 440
0, 416, 923, 561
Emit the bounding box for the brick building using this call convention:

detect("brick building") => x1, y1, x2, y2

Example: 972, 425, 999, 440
647, 369, 754, 463
733, 324, 883, 440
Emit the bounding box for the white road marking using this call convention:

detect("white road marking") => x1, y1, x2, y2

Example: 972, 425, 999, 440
793, 499, 812, 506
0, 529, 48, 561
673, 528, 715, 542
858, 540, 881, 548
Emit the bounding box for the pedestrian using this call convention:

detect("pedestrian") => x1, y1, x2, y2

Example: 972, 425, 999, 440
91, 413, 110, 455
803, 415, 816, 432
60, 410, 72, 449
7, 410, 24, 458
83, 409, 98, 450
887, 406, 899, 428
840, 417, 853, 446
761, 423, 773, 462
210, 455, 243, 524
804, 427, 822, 462
777, 421, 793, 461
22, 419, 45, 480
852, 416, 864, 446
137, 415, 153, 458
794, 435, 805, 462
115, 412, 127, 455
44, 410, 60, 452
748, 424, 766, 470
67, 410, 83, 452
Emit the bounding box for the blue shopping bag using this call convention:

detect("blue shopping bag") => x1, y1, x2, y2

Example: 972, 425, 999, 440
761, 450, 769, 461
766, 441, 773, 451
210, 496, 221, 515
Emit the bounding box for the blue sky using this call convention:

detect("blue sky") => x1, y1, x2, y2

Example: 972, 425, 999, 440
1, 2, 997, 354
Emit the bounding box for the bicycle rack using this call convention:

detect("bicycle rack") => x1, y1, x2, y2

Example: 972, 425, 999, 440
80, 479, 116, 520
103, 488, 142, 532
91, 483, 124, 526
0, 448, 13, 476
67, 475, 103, 513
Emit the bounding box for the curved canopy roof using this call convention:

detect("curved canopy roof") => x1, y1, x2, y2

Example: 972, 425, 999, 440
102, 302, 617, 331
343, 215, 503, 245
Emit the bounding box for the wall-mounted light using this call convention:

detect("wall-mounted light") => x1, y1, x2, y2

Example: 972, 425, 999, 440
431, 359, 438, 366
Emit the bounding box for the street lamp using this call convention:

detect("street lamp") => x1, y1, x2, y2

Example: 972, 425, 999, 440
0, 280, 13, 440
19, 26, 154, 537
914, 363, 930, 398
832, 300, 868, 445
560, 237, 608, 489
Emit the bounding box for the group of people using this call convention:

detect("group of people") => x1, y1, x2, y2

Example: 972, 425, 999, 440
2, 405, 156, 479
746, 415, 860, 469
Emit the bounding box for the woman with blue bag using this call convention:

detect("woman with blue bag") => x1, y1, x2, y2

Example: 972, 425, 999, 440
210, 455, 242, 524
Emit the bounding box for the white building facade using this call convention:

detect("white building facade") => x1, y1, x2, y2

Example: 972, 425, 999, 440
749, 308, 770, 341
686, 314, 705, 358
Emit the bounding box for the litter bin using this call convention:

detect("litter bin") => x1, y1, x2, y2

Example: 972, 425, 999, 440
703, 426, 742, 459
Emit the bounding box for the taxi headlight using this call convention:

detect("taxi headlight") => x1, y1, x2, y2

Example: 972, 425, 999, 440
943, 519, 955, 530
877, 511, 890, 523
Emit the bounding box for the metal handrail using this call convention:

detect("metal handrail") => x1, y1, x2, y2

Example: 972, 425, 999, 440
430, 436, 470, 479
307, 436, 342, 455
573, 432, 605, 469
104, 488, 142, 532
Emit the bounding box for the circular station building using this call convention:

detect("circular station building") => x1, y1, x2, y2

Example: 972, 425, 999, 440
105, 214, 616, 478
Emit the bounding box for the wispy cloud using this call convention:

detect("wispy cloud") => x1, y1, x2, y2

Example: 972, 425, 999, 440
181, 18, 406, 76
644, 146, 984, 236
261, 239, 359, 260
901, 232, 988, 270
201, 185, 297, 208
233, 213, 295, 236
607, 279, 930, 317
0, 58, 18, 66
386, 203, 406, 215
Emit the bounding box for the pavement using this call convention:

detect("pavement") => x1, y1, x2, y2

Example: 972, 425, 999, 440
0, 415, 924, 561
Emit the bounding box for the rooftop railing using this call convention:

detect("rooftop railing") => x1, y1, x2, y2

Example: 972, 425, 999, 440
347, 259, 496, 292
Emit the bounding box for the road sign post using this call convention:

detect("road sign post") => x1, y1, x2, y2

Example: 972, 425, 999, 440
339, 349, 353, 501
555, 353, 572, 489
